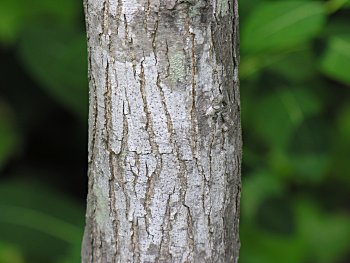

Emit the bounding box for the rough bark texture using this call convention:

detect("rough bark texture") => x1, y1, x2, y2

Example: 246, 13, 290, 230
82, 0, 241, 262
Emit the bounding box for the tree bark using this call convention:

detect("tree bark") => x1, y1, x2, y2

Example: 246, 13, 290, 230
82, 0, 241, 262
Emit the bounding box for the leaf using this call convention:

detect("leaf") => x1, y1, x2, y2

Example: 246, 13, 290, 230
287, 118, 331, 182
336, 106, 350, 145
0, 242, 24, 263
268, 113, 330, 182
56, 242, 81, 263
240, 224, 306, 263
266, 47, 316, 82
267, 150, 294, 178
241, 1, 326, 53
295, 199, 350, 263
331, 105, 350, 181
322, 16, 350, 40
289, 154, 330, 183
325, 0, 350, 13
320, 37, 350, 85
0, 0, 80, 44
18, 22, 88, 118
0, 1, 24, 43
240, 52, 288, 80
252, 87, 322, 149
0, 103, 20, 170
0, 205, 82, 245
0, 179, 84, 260
241, 170, 284, 221
290, 117, 330, 154
256, 197, 295, 235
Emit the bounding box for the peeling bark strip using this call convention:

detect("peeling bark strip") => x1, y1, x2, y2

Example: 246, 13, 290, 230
82, 0, 241, 262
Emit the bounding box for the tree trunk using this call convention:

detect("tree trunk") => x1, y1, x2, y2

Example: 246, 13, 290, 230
82, 0, 241, 262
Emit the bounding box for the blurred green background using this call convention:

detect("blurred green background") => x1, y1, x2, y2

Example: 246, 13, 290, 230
0, 0, 349, 262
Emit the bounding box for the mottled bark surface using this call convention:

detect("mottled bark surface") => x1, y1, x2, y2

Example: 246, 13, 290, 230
82, 0, 241, 262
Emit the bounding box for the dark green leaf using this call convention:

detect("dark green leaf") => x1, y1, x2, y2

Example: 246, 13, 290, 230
331, 105, 350, 181
336, 105, 350, 144
289, 154, 330, 183
0, 1, 24, 43
242, 1, 326, 53
256, 197, 295, 235
252, 87, 322, 149
0, 242, 24, 263
324, 0, 350, 13
57, 242, 81, 263
322, 15, 350, 40
0, 180, 84, 260
0, 103, 19, 170
295, 199, 350, 263
320, 37, 350, 85
18, 22, 88, 118
267, 150, 294, 178
0, 0, 80, 44
266, 47, 316, 81
240, 224, 306, 263
242, 171, 284, 220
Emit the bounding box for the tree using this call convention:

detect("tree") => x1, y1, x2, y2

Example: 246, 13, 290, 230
82, 0, 241, 262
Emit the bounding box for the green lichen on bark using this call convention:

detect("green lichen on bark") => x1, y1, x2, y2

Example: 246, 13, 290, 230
189, 0, 207, 17
169, 51, 186, 82
217, 0, 230, 17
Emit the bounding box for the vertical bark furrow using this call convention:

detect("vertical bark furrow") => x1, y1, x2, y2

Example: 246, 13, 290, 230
83, 1, 241, 262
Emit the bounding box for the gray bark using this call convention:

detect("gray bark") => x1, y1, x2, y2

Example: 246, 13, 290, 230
82, 0, 241, 262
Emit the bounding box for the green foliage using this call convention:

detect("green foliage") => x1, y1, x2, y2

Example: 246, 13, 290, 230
0, 242, 24, 263
320, 37, 350, 85
0, 0, 80, 44
247, 87, 322, 149
18, 22, 88, 118
0, 1, 87, 261
0, 180, 84, 262
0, 102, 20, 170
240, 0, 350, 262
295, 199, 350, 263
0, 0, 350, 262
241, 1, 326, 53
